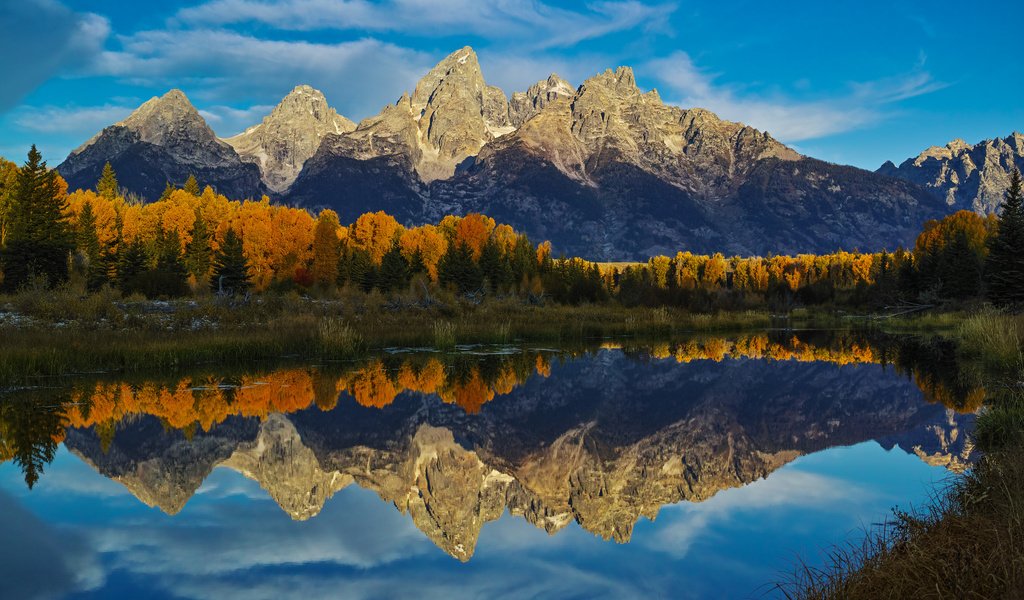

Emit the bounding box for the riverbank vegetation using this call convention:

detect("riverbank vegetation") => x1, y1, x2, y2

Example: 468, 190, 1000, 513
781, 311, 1024, 599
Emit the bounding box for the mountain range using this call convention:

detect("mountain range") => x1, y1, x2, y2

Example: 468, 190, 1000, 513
55, 46, 1014, 259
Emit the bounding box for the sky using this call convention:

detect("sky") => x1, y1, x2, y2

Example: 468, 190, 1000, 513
1, 0, 1022, 171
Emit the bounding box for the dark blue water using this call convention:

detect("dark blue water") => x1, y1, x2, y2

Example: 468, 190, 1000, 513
0, 338, 976, 599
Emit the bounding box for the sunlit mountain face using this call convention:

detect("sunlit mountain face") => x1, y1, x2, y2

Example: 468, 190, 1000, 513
0, 332, 978, 598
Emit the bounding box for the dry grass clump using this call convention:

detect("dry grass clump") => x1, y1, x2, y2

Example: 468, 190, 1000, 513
780, 444, 1024, 599
957, 309, 1024, 373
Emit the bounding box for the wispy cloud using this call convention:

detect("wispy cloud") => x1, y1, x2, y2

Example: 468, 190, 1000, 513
644, 51, 947, 142
174, 0, 676, 49
12, 104, 134, 134
199, 104, 276, 136
91, 32, 432, 121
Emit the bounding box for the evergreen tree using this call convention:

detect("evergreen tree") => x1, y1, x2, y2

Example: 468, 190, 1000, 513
1, 393, 66, 489
76, 200, 108, 291
438, 243, 483, 294
986, 169, 1024, 305
117, 237, 150, 296
183, 174, 201, 196
158, 181, 175, 202
146, 229, 189, 297
408, 250, 427, 278
0, 146, 74, 291
478, 238, 510, 293
942, 229, 983, 300
346, 248, 376, 292
184, 209, 212, 281
96, 162, 119, 200
377, 243, 410, 293
210, 228, 251, 295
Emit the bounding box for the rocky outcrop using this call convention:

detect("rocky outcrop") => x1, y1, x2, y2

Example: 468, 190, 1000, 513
508, 74, 575, 127
57, 90, 265, 201
224, 85, 355, 193
878, 133, 1024, 214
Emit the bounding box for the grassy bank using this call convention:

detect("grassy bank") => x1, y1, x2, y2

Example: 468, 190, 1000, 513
0, 286, 798, 385
781, 310, 1024, 599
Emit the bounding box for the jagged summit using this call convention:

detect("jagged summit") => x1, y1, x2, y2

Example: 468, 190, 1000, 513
509, 73, 575, 127
880, 132, 1024, 214
225, 84, 356, 192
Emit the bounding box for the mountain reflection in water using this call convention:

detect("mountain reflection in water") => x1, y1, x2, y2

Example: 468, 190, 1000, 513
0, 331, 978, 598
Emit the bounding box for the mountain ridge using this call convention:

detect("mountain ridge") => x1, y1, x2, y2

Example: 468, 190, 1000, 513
56, 46, 953, 258
879, 132, 1024, 214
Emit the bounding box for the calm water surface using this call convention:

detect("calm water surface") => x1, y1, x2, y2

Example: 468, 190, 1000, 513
0, 332, 978, 599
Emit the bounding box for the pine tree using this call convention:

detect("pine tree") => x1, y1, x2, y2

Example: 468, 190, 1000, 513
0, 146, 74, 291
942, 229, 983, 300
377, 243, 410, 293
210, 228, 252, 295
76, 200, 108, 291
149, 229, 189, 297
438, 242, 483, 294
986, 169, 1024, 306
158, 181, 175, 202
184, 210, 212, 281
96, 162, 119, 200
408, 250, 427, 278
346, 248, 376, 292
478, 238, 510, 292
183, 174, 201, 196
117, 237, 150, 296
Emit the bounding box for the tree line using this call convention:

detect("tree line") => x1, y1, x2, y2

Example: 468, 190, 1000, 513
1, 146, 1023, 308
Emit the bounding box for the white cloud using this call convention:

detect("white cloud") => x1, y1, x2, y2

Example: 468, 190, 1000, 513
91, 31, 432, 122
643, 51, 947, 142
174, 0, 675, 49
199, 104, 276, 136
643, 468, 872, 558
0, 0, 111, 111
12, 104, 134, 134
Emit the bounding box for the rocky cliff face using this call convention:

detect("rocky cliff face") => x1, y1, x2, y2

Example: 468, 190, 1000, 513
57, 90, 265, 201
224, 85, 355, 193
878, 133, 1024, 214
63, 351, 975, 561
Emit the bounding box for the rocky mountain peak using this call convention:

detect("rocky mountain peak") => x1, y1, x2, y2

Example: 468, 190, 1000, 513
581, 66, 640, 98
113, 89, 212, 148
224, 84, 355, 192
882, 132, 1024, 214
508, 73, 575, 127
411, 46, 483, 109
58, 87, 265, 201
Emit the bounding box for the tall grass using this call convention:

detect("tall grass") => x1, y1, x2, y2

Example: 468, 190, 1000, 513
957, 309, 1024, 373
432, 320, 456, 350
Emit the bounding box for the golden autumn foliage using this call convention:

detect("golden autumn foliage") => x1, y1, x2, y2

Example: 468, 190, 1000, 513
350, 211, 403, 265
311, 209, 342, 286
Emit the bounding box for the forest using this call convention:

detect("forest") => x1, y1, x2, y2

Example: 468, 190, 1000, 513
2, 145, 1024, 312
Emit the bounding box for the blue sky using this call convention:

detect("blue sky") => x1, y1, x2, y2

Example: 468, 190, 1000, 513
1, 0, 1022, 170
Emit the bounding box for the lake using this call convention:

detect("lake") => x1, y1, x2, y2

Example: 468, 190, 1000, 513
0, 331, 978, 599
